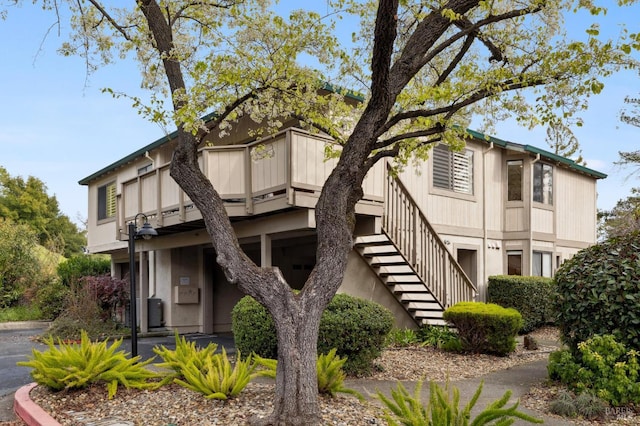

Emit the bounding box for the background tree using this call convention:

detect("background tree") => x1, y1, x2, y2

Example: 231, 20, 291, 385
0, 218, 41, 308
545, 121, 585, 165
0, 166, 85, 257
600, 93, 640, 239
4, 0, 639, 424
598, 188, 640, 239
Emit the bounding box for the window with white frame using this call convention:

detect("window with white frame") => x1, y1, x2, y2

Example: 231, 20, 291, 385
533, 163, 553, 204
532, 251, 553, 277
507, 250, 522, 275
97, 181, 116, 221
432, 144, 473, 195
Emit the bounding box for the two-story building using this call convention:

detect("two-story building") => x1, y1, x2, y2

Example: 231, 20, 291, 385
79, 121, 604, 333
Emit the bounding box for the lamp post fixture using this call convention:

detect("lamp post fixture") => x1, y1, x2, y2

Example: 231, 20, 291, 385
128, 213, 158, 358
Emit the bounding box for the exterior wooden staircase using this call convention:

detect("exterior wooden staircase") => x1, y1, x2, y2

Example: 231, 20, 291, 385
354, 171, 477, 326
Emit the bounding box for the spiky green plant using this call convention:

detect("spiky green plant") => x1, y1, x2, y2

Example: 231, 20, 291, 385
172, 348, 256, 400
316, 348, 363, 400
375, 379, 543, 426
254, 349, 363, 399
153, 331, 218, 380
17, 330, 160, 399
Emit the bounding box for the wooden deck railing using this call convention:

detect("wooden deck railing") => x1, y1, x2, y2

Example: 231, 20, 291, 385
118, 128, 384, 232
383, 169, 477, 308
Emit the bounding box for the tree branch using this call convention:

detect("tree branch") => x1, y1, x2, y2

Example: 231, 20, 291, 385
85, 0, 133, 41
379, 74, 550, 139
373, 125, 444, 150
368, 0, 399, 111
434, 34, 474, 87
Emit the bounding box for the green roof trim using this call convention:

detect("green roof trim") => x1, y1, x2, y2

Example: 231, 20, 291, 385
464, 128, 607, 179
80, 122, 606, 185
78, 131, 178, 185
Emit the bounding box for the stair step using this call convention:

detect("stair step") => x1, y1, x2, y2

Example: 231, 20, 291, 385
369, 255, 406, 266
400, 292, 436, 302
385, 275, 422, 283
378, 265, 415, 275
406, 300, 442, 310
354, 234, 390, 246
389, 283, 428, 293
419, 318, 449, 327
360, 245, 398, 256
412, 308, 444, 317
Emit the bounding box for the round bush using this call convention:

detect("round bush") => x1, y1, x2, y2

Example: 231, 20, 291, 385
318, 293, 394, 375
443, 302, 522, 356
554, 232, 640, 352
231, 293, 394, 376
231, 296, 278, 359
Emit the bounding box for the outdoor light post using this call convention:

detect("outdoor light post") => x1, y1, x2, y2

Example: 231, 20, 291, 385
128, 213, 158, 358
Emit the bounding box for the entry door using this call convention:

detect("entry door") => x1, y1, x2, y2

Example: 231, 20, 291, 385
456, 249, 478, 286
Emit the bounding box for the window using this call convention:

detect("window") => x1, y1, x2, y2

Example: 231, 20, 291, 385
138, 163, 153, 175
533, 163, 553, 204
507, 160, 523, 201
533, 251, 552, 277
98, 181, 116, 221
432, 144, 473, 194
507, 251, 522, 275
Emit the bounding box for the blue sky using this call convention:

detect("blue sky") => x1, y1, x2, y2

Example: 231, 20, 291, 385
1, 2, 639, 226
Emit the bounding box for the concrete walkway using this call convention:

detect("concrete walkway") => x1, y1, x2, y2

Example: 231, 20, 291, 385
1, 323, 573, 425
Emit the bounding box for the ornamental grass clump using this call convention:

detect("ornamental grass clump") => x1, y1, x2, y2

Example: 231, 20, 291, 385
375, 379, 543, 426
17, 330, 160, 399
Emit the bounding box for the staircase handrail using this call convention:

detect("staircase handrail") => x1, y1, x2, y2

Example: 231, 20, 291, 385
383, 167, 477, 308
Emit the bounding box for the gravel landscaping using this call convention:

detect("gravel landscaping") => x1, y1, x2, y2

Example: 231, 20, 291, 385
25, 327, 639, 425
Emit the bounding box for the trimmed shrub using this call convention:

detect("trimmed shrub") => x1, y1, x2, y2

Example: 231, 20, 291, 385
443, 302, 522, 356
554, 232, 640, 353
318, 293, 394, 375
57, 254, 110, 287
548, 334, 640, 406
232, 293, 394, 376
231, 296, 278, 359
487, 275, 555, 333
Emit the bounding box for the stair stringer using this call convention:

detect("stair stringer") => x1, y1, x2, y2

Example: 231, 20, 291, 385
354, 233, 448, 326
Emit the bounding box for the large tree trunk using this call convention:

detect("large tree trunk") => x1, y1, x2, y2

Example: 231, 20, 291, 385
252, 291, 325, 425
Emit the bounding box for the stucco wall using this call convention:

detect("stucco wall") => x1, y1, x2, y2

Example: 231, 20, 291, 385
338, 251, 417, 329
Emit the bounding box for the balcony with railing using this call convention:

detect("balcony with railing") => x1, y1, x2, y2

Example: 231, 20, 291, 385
117, 127, 385, 238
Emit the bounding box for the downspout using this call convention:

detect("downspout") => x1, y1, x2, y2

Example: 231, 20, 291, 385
144, 151, 155, 166
144, 151, 156, 297
482, 142, 494, 302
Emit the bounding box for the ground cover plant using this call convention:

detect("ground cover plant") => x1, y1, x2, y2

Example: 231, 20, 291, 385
548, 334, 640, 406
17, 330, 160, 399
376, 379, 543, 425
154, 332, 256, 400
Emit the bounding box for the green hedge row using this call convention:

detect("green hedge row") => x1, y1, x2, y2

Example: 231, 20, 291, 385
487, 275, 555, 333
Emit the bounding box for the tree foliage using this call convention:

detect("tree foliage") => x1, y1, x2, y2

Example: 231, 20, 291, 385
4, 0, 640, 424
545, 121, 585, 165
0, 218, 41, 308
0, 167, 85, 257
598, 187, 640, 239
